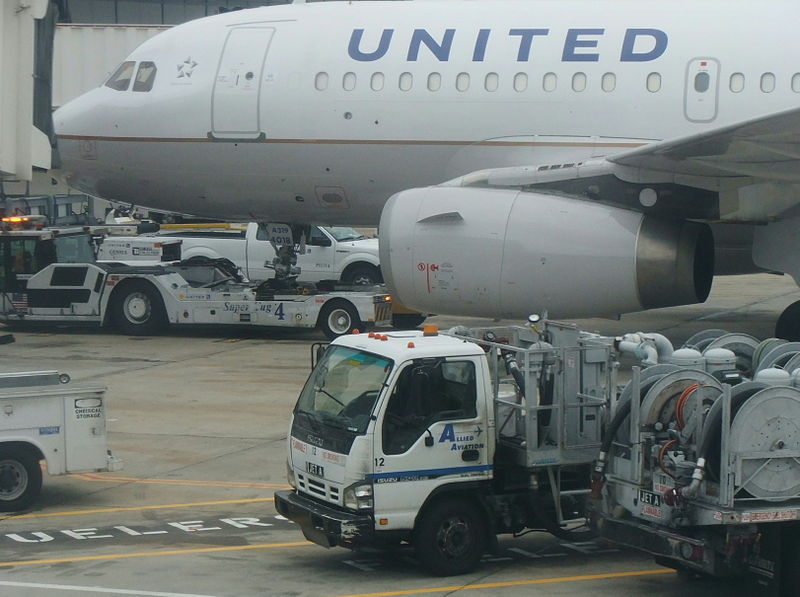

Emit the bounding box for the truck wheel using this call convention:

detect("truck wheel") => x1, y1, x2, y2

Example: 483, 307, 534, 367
111, 281, 168, 336
0, 447, 42, 512
342, 264, 380, 286
392, 313, 427, 329
319, 301, 361, 340
413, 499, 487, 576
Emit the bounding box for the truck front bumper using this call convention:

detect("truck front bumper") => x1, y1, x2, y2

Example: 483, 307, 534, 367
274, 489, 374, 548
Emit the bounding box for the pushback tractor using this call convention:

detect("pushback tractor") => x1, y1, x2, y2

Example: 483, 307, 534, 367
275, 319, 800, 593
0, 218, 391, 338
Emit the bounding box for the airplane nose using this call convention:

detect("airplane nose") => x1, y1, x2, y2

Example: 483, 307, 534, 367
54, 87, 103, 138
53, 88, 108, 195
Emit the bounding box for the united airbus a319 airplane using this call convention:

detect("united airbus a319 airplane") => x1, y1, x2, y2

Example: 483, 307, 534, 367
54, 0, 800, 337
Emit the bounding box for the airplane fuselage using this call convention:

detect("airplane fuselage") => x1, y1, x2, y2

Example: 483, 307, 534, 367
54, 0, 800, 224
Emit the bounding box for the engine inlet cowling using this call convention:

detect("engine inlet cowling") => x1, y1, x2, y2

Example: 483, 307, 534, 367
379, 186, 713, 319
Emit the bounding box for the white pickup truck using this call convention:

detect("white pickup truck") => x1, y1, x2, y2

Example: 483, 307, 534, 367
160, 223, 381, 285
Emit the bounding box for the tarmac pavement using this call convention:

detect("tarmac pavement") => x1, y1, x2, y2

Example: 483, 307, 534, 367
0, 272, 795, 597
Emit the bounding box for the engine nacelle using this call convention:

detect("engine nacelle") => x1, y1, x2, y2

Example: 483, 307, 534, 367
379, 186, 714, 319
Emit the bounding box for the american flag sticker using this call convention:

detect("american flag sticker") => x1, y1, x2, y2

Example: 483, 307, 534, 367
10, 293, 28, 313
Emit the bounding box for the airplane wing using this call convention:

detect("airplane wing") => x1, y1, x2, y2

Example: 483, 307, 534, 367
608, 105, 800, 182
444, 106, 800, 223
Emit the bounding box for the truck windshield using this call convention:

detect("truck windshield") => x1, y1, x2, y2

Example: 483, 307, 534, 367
54, 235, 96, 263
325, 227, 366, 242
295, 345, 392, 434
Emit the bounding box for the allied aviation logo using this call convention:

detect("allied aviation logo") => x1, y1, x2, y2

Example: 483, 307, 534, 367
177, 57, 198, 78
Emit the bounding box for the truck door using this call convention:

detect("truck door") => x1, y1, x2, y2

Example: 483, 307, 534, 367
6, 238, 40, 290
0, 237, 46, 314
64, 389, 110, 471
373, 358, 490, 525
297, 227, 335, 282
211, 27, 275, 139
685, 58, 720, 123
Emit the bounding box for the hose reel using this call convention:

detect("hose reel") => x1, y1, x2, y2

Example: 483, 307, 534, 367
728, 385, 800, 499
639, 369, 721, 431
613, 364, 800, 501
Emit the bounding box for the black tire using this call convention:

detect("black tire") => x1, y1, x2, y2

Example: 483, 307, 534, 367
776, 300, 800, 341
111, 280, 168, 336
413, 499, 487, 576
392, 313, 427, 329
341, 264, 381, 286
0, 447, 42, 512
318, 300, 361, 340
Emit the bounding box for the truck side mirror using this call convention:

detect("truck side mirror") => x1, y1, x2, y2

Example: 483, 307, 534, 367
311, 343, 329, 369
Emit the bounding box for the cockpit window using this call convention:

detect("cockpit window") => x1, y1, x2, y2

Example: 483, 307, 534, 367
133, 62, 157, 92
105, 61, 136, 91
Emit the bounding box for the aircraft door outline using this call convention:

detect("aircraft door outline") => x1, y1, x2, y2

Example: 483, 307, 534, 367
684, 57, 720, 123
211, 26, 275, 139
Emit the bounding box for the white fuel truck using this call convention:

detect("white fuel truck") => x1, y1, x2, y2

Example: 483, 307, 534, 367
275, 319, 800, 595
276, 319, 616, 575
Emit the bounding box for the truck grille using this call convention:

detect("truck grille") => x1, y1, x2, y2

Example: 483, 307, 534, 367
297, 472, 340, 504
374, 301, 392, 326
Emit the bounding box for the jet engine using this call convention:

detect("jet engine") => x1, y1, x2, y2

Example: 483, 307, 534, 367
379, 186, 714, 319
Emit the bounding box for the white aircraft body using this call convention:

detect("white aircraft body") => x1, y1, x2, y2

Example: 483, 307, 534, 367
53, 1, 800, 335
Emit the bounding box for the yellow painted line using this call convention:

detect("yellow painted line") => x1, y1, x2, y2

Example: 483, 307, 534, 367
6, 497, 275, 520
72, 473, 290, 490
336, 569, 675, 597
0, 541, 312, 568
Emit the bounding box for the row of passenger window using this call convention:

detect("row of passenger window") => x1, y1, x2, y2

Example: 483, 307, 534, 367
315, 71, 800, 94
105, 60, 158, 92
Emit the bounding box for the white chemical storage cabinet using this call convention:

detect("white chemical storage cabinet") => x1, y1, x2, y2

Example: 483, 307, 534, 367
0, 371, 122, 511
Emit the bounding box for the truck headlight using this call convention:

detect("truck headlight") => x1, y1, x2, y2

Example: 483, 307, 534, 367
286, 461, 296, 489
343, 481, 373, 511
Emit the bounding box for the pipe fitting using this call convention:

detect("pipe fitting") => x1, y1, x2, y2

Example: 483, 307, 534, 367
589, 452, 608, 499
616, 337, 659, 366
663, 458, 706, 505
